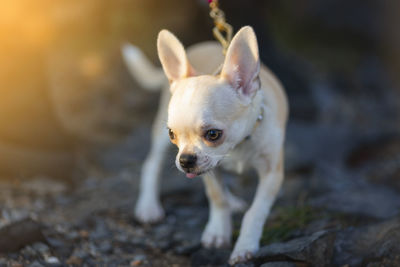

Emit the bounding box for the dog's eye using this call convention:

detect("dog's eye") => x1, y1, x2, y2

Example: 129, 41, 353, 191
168, 128, 176, 140
205, 129, 222, 142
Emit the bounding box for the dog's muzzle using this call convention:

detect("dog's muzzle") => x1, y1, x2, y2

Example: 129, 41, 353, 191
179, 154, 197, 170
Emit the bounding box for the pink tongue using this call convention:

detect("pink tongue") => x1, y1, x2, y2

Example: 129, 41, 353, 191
186, 173, 197, 179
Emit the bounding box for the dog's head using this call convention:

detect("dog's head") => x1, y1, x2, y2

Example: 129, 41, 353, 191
158, 26, 261, 178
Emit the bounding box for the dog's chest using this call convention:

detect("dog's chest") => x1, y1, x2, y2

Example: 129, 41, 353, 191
219, 141, 255, 174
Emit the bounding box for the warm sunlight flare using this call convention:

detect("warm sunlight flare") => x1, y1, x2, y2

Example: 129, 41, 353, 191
0, 1, 55, 47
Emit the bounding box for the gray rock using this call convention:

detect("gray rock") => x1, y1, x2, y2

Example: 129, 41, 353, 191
0, 218, 46, 253
308, 165, 400, 219
156, 239, 174, 251
20, 246, 38, 257
89, 219, 111, 240
71, 249, 90, 260
132, 254, 147, 262
333, 217, 400, 266
153, 224, 174, 240
309, 186, 400, 219
305, 160, 400, 219
173, 241, 201, 255
191, 248, 230, 267
32, 242, 49, 254
254, 231, 335, 266
45, 256, 60, 265
28, 261, 45, 267
97, 240, 113, 254
234, 263, 255, 267
260, 262, 296, 267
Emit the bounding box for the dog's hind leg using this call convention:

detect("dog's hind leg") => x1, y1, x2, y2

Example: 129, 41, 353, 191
201, 171, 232, 248
226, 188, 247, 213
135, 88, 171, 223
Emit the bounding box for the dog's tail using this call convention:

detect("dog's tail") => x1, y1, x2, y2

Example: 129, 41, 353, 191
121, 43, 166, 91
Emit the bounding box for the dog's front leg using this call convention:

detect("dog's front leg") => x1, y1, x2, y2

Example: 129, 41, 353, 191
229, 154, 284, 264
201, 171, 232, 248
135, 89, 170, 223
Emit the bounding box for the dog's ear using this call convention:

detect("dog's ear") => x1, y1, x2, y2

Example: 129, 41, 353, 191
157, 30, 195, 85
220, 26, 260, 105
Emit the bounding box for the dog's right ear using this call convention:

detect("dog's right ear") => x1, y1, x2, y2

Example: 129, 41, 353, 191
157, 30, 195, 85
220, 26, 260, 105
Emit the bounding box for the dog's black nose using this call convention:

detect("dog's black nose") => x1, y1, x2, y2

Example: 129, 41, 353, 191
179, 154, 197, 169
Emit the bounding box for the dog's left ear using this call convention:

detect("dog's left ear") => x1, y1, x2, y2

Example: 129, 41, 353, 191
157, 30, 195, 85
220, 26, 260, 105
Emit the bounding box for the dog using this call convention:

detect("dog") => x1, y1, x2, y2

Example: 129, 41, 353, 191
122, 26, 288, 264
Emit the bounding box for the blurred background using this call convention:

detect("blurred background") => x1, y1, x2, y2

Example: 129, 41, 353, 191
0, 0, 399, 178
0, 0, 400, 265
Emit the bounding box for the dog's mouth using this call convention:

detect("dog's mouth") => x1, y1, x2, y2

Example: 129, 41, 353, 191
185, 173, 198, 179
183, 169, 204, 179
184, 168, 211, 179
180, 159, 218, 179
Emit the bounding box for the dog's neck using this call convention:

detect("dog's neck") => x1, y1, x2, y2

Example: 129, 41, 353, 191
244, 106, 264, 140
235, 88, 264, 147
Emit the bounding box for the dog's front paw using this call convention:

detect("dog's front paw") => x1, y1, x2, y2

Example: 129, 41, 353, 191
134, 197, 164, 224
201, 217, 232, 248
228, 244, 258, 265
201, 229, 231, 248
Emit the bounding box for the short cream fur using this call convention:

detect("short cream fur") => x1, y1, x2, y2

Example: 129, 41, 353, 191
122, 26, 288, 264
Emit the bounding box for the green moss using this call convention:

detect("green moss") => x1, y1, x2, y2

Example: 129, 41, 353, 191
232, 205, 318, 246
260, 205, 317, 245
233, 203, 377, 247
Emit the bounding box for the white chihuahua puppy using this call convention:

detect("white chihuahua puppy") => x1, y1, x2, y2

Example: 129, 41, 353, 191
122, 26, 288, 264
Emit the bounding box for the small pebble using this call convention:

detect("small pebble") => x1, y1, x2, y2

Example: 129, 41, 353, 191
133, 255, 147, 261
21, 246, 37, 257
28, 261, 45, 267
79, 230, 89, 239
130, 260, 142, 266
175, 242, 201, 255
46, 256, 60, 264
98, 241, 113, 254
71, 249, 89, 259
66, 256, 83, 266
32, 242, 49, 253
157, 239, 173, 251
130, 254, 147, 266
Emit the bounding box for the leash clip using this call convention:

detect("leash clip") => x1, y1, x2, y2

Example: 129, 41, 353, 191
209, 0, 233, 55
